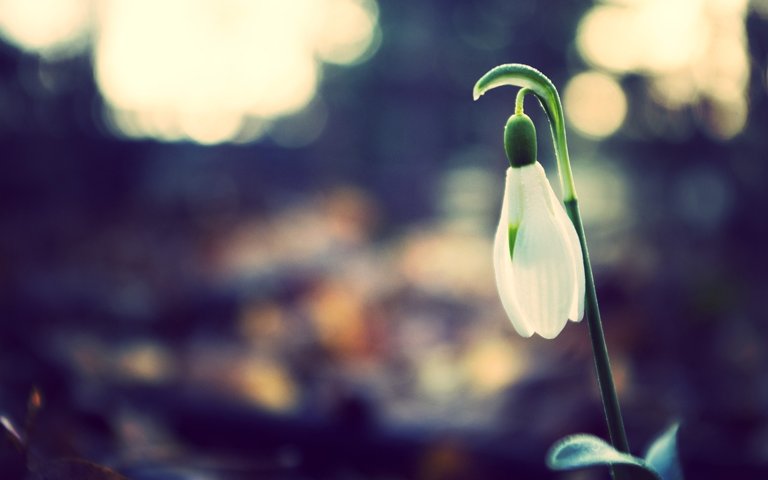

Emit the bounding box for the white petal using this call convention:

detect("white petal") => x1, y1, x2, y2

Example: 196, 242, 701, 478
512, 163, 578, 338
493, 168, 534, 337
544, 182, 585, 322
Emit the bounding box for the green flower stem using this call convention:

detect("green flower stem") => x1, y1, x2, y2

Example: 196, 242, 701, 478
474, 64, 631, 466
515, 87, 531, 115
564, 198, 630, 455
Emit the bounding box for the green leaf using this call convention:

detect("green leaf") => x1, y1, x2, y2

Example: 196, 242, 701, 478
645, 424, 684, 480
547, 434, 660, 480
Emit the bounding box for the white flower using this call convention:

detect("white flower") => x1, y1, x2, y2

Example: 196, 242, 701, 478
493, 163, 585, 339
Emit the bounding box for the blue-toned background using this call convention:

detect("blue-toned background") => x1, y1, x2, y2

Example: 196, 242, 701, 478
0, 1, 766, 478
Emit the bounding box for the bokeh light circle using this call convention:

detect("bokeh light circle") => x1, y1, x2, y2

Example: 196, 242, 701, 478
564, 71, 627, 139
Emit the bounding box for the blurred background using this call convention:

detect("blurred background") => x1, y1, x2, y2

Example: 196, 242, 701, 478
0, 0, 767, 478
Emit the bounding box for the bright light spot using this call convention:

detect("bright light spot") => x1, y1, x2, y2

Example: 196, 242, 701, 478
577, 5, 636, 73
0, 0, 90, 57
0, 0, 379, 144
703, 96, 747, 140
94, 0, 322, 144
239, 357, 298, 411
564, 71, 627, 139
115, 342, 174, 383
577, 0, 708, 74
397, 229, 494, 298
306, 280, 366, 356
93, 0, 378, 144
178, 110, 244, 145
648, 75, 698, 110
312, 0, 380, 65
418, 347, 463, 397
576, 0, 750, 139
461, 337, 527, 395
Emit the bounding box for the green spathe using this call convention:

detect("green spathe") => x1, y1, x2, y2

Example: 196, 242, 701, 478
504, 113, 537, 168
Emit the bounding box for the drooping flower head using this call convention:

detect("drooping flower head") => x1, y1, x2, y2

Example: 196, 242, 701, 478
493, 108, 585, 339
476, 65, 635, 473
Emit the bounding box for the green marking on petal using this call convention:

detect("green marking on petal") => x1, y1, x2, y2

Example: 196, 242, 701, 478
508, 224, 519, 261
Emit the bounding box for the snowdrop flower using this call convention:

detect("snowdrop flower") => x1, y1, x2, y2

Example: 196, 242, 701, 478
476, 65, 633, 469
493, 112, 585, 339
